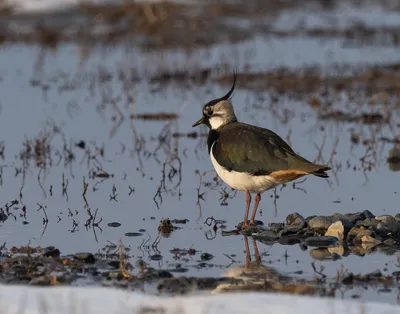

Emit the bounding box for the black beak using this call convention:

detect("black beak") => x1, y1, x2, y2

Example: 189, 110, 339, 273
192, 117, 206, 127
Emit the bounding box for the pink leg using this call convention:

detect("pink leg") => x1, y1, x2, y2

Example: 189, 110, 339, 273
242, 190, 251, 229
249, 193, 261, 225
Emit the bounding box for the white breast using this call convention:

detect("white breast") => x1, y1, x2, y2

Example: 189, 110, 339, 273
210, 142, 279, 194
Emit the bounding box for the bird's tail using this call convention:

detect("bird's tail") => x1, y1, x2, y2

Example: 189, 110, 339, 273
311, 165, 331, 178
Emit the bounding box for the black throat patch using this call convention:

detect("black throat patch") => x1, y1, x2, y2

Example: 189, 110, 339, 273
207, 129, 220, 154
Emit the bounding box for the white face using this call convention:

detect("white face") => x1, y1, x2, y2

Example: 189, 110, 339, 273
208, 114, 225, 129
202, 100, 237, 130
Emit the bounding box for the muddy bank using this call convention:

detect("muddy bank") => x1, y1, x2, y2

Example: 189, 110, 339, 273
2, 0, 400, 49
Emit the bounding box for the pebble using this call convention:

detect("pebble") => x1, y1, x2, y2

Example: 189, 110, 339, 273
376, 222, 400, 236
73, 252, 95, 263
362, 210, 375, 219
304, 236, 338, 247
200, 253, 214, 261
267, 222, 285, 232
376, 215, 398, 224
286, 213, 305, 225
308, 216, 353, 231
0, 212, 8, 222
281, 218, 306, 235
43, 246, 60, 258
359, 218, 378, 228
343, 212, 366, 224
124, 232, 143, 237
352, 230, 375, 244
347, 226, 365, 242
308, 216, 338, 230
107, 222, 121, 228
150, 254, 163, 261
325, 221, 345, 242
158, 270, 174, 278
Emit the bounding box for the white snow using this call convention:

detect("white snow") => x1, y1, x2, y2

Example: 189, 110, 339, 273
0, 284, 399, 314
1, 0, 197, 14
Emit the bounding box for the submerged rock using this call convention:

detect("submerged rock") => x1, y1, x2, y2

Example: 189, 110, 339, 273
304, 236, 338, 247
278, 236, 302, 246
201, 253, 214, 261
361, 235, 381, 248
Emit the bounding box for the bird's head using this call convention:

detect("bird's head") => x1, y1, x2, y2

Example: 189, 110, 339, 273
192, 74, 237, 130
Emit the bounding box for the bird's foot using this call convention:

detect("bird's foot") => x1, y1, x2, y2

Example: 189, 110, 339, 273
249, 220, 256, 226
241, 221, 249, 230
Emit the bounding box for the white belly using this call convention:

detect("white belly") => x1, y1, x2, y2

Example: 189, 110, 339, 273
210, 144, 279, 194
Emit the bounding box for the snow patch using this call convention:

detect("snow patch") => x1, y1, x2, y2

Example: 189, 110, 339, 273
0, 284, 399, 314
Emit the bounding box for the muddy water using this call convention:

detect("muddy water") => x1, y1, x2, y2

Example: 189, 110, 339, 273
0, 2, 400, 303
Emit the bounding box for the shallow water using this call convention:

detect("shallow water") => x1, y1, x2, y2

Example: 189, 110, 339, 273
0, 1, 400, 303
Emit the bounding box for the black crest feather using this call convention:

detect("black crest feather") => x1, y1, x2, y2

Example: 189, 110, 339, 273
204, 73, 237, 109
221, 72, 236, 101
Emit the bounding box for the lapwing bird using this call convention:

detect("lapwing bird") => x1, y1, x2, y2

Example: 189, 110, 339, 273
192, 74, 331, 229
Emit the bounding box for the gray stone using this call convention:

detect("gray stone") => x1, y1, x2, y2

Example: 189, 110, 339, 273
353, 230, 376, 244
282, 218, 306, 235
376, 215, 397, 224
308, 216, 339, 230
200, 253, 213, 261
347, 226, 369, 242
304, 236, 338, 247
151, 254, 163, 261
376, 222, 400, 236
325, 221, 345, 242
360, 218, 378, 228
308, 215, 353, 231
363, 210, 375, 219
331, 213, 348, 220
43, 246, 60, 258
344, 212, 366, 224
267, 222, 285, 232
305, 215, 317, 222
286, 213, 305, 225
352, 230, 376, 244
73, 252, 95, 263
255, 230, 280, 240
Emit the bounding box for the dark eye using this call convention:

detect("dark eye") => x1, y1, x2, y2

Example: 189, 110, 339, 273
204, 107, 213, 116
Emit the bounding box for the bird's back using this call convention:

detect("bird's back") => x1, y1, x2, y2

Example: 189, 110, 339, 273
212, 122, 330, 177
